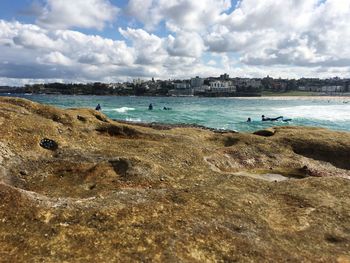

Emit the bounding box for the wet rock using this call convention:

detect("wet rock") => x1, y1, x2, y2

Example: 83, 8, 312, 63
40, 138, 58, 151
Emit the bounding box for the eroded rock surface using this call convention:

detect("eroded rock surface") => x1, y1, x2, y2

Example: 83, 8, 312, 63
0, 97, 350, 262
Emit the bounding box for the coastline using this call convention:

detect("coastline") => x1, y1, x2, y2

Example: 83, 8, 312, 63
2, 93, 350, 134
2, 91, 350, 98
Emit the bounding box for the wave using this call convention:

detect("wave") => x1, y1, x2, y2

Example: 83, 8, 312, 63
276, 105, 350, 121
112, 107, 136, 113
125, 117, 141, 122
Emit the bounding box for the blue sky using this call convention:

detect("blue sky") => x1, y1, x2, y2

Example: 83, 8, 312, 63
0, 0, 349, 85
1, 0, 130, 39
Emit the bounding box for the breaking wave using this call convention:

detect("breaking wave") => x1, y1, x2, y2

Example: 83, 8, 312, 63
112, 107, 135, 113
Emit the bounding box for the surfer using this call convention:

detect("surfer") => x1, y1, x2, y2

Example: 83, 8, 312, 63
95, 104, 101, 111
148, 103, 153, 110
282, 118, 292, 122
262, 115, 283, 121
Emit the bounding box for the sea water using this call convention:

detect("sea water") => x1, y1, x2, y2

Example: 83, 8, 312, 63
2, 94, 350, 132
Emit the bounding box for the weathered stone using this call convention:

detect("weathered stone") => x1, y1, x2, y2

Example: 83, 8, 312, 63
0, 97, 349, 262
253, 128, 275, 137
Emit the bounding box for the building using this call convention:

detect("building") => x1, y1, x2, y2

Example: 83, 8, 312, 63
174, 82, 191, 89
209, 81, 236, 93
170, 81, 193, 96
321, 86, 345, 93
220, 73, 230, 81
193, 85, 210, 93
133, 78, 145, 85
190, 76, 204, 88
232, 78, 262, 89
298, 85, 345, 93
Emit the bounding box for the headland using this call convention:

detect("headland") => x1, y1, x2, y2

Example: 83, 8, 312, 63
0, 97, 350, 262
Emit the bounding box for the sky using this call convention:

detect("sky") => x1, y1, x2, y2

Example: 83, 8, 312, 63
0, 0, 349, 85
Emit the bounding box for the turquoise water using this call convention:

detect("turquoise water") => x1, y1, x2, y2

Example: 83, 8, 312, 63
2, 94, 350, 132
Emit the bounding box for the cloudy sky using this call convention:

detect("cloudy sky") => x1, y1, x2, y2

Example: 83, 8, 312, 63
0, 0, 349, 85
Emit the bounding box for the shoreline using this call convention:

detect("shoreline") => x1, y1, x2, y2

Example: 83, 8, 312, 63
1, 92, 350, 99
115, 119, 239, 133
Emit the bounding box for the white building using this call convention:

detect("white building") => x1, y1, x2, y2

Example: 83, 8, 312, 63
321, 86, 345, 93
194, 85, 210, 93
209, 81, 236, 92
299, 85, 345, 93
174, 82, 191, 89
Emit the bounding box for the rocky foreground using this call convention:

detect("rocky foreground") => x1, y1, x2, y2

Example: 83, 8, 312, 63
0, 97, 350, 262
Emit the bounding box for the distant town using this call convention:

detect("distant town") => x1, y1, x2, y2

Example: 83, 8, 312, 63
1, 74, 350, 97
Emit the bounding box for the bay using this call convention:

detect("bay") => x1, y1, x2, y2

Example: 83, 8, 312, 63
2, 94, 350, 132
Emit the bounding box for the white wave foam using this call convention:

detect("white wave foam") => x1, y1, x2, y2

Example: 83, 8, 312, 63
113, 107, 135, 113
126, 117, 141, 122
276, 105, 350, 121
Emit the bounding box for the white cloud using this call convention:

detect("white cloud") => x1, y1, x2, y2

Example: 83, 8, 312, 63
1, 0, 350, 85
0, 20, 135, 82
167, 31, 205, 58
125, 0, 350, 70
37, 51, 72, 66
126, 0, 231, 31
119, 27, 166, 65
37, 0, 119, 30
201, 0, 350, 70
0, 20, 219, 84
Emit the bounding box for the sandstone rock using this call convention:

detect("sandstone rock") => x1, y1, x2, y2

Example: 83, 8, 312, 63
0, 97, 350, 262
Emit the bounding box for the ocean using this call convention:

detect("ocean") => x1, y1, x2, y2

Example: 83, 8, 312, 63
2, 94, 350, 132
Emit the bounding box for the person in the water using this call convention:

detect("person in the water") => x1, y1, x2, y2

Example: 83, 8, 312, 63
95, 104, 101, 111
163, 107, 171, 110
262, 115, 283, 121
247, 117, 251, 122
148, 103, 153, 110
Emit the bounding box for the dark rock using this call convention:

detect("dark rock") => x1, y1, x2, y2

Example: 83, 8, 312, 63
253, 128, 275, 137
96, 124, 140, 137
95, 114, 109, 123
19, 170, 28, 176
109, 158, 131, 177
224, 137, 240, 147
40, 138, 58, 151
77, 115, 87, 122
